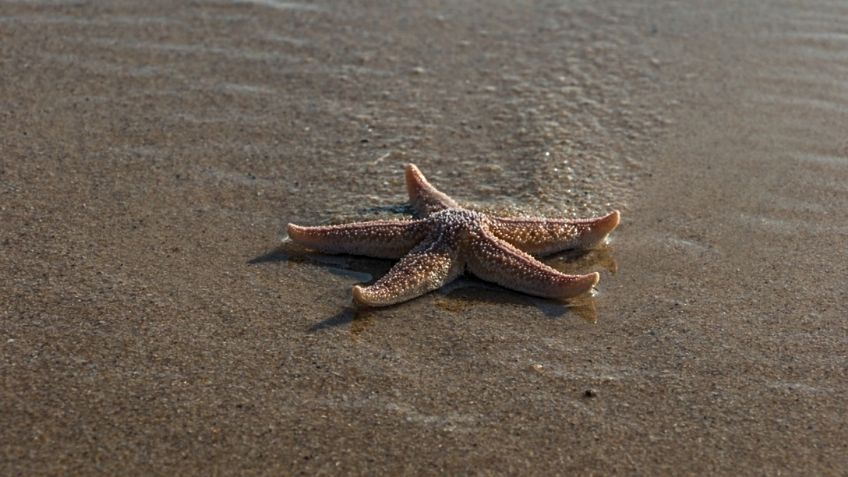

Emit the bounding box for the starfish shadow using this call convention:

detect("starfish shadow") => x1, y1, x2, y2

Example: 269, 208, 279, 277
301, 283, 598, 336
432, 244, 615, 322
250, 242, 616, 332
249, 241, 391, 282
356, 203, 415, 216
305, 306, 376, 335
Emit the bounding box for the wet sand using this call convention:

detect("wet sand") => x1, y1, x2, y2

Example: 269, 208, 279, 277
2, 0, 846, 474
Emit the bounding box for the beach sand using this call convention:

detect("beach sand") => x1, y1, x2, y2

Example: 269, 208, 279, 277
1, 0, 846, 474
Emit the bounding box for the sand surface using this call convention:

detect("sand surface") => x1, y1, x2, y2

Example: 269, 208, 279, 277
2, 0, 846, 474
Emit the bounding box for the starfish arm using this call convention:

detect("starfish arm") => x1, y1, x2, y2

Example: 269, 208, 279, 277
352, 234, 463, 307
405, 163, 459, 217
487, 210, 620, 256
287, 219, 428, 259
465, 228, 599, 299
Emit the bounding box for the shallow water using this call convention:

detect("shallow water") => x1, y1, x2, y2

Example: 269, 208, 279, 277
10, 0, 667, 218
1, 0, 846, 474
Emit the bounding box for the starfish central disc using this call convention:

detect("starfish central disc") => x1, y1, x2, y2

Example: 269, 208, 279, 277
425, 208, 485, 234
287, 164, 620, 307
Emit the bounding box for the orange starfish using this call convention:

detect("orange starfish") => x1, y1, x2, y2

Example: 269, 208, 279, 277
288, 164, 620, 307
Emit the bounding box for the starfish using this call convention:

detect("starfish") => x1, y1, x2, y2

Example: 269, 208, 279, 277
287, 164, 620, 307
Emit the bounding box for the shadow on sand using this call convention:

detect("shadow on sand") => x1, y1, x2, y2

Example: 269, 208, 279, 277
249, 242, 617, 334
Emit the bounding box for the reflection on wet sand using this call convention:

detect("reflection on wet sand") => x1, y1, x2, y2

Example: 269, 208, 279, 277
547, 244, 618, 276
439, 283, 600, 324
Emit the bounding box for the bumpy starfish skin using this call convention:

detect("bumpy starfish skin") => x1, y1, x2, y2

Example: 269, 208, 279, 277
287, 164, 620, 307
